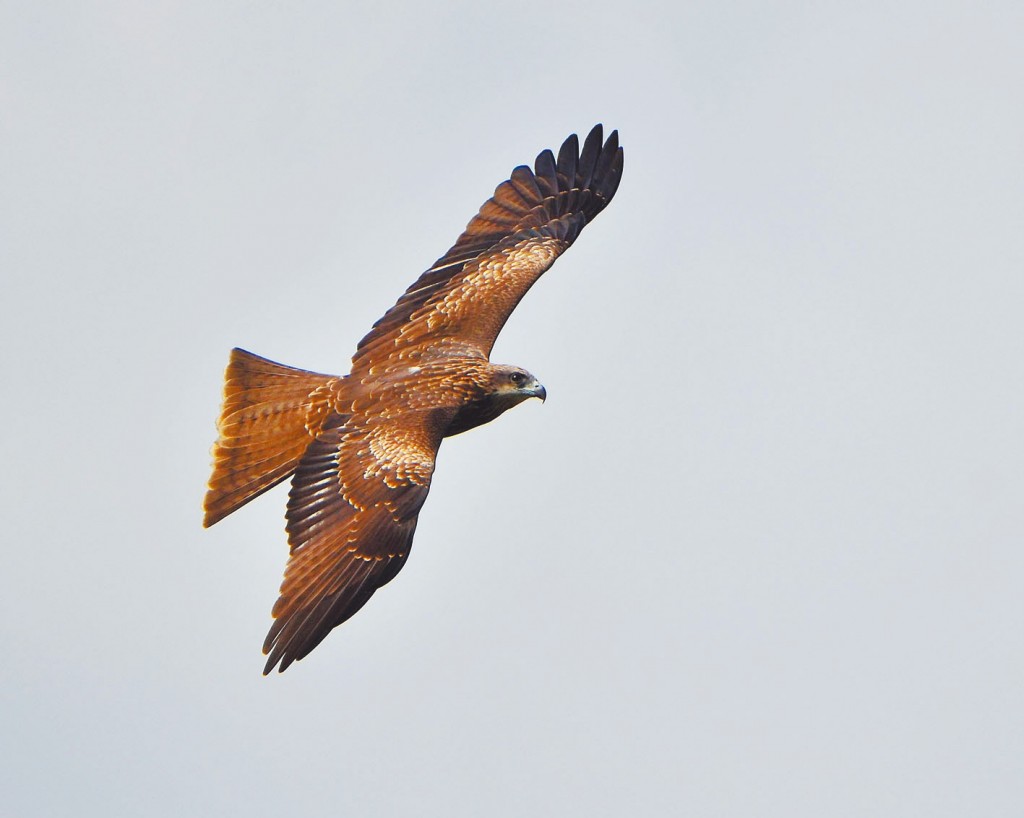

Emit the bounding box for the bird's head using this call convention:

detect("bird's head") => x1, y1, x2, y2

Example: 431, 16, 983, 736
486, 364, 547, 405
444, 362, 547, 438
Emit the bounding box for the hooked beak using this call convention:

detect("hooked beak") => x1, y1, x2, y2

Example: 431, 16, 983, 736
530, 383, 547, 403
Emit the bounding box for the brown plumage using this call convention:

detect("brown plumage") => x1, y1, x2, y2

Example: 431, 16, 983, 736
204, 125, 624, 673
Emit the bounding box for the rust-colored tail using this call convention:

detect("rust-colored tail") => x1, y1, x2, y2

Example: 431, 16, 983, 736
204, 348, 337, 528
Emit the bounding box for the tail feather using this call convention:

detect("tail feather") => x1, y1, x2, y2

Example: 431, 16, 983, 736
204, 348, 338, 528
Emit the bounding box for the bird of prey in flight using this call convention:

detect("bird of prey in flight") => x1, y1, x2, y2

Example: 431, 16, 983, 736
204, 125, 624, 673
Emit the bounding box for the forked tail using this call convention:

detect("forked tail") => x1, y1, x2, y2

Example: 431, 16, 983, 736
203, 348, 338, 527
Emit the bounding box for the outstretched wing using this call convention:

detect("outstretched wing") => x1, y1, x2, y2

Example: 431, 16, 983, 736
351, 125, 623, 371
263, 412, 441, 673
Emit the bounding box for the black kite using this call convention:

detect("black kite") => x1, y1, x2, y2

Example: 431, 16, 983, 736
204, 125, 624, 673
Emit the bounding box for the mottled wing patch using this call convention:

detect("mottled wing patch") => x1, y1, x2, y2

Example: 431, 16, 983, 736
263, 415, 439, 673
410, 236, 565, 354
351, 125, 623, 369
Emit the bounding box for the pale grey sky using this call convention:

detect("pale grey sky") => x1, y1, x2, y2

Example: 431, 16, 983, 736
2, 1, 1022, 816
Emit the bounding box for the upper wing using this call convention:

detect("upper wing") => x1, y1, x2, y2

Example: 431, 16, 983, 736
351, 125, 623, 371
262, 412, 441, 674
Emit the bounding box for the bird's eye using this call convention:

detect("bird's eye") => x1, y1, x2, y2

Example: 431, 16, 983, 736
510, 372, 525, 385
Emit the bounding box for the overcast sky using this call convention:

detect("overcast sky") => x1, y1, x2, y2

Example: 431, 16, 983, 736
2, 1, 1022, 816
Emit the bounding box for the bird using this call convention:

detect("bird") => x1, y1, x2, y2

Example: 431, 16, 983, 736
204, 125, 624, 673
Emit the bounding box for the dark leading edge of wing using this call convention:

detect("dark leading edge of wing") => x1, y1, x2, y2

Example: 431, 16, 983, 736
351, 124, 624, 370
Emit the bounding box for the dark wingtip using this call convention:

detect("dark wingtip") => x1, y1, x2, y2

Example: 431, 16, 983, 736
534, 148, 556, 176
262, 622, 283, 674
263, 647, 292, 675
556, 132, 579, 179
